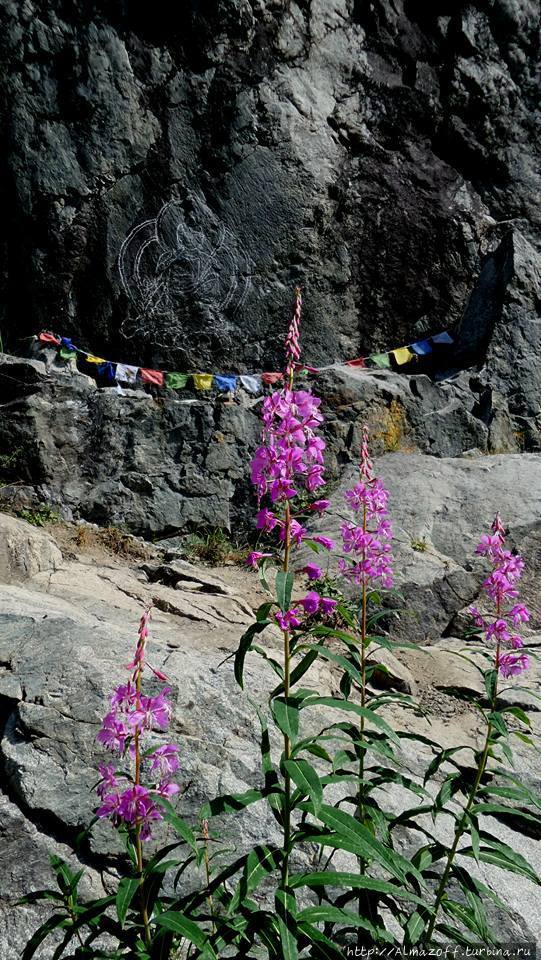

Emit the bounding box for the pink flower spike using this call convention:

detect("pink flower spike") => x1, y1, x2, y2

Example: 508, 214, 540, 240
312, 536, 334, 551
246, 551, 272, 568
302, 563, 323, 581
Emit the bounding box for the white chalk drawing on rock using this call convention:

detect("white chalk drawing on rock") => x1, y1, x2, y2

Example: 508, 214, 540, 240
118, 195, 254, 348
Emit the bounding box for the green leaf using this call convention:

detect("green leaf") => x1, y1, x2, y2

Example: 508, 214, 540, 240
21, 915, 72, 960
154, 912, 217, 957
275, 570, 294, 613
228, 845, 282, 915
275, 887, 298, 960
405, 910, 426, 945
484, 668, 498, 702
200, 788, 270, 819
284, 759, 323, 815
461, 836, 540, 884
235, 621, 270, 688
116, 877, 140, 928
272, 697, 300, 742
313, 804, 423, 885
154, 798, 198, 855
289, 871, 425, 905
300, 696, 400, 745
271, 650, 318, 697
297, 905, 393, 942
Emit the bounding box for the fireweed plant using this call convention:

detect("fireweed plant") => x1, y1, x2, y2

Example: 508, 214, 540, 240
21, 295, 540, 958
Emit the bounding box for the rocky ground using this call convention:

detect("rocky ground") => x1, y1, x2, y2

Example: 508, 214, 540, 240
1, 447, 540, 957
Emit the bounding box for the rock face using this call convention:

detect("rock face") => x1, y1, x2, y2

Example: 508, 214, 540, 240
0, 0, 539, 382
0, 511, 540, 957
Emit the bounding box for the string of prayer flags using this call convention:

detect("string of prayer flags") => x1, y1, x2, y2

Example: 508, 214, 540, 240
392, 346, 414, 366
36, 325, 455, 398
214, 374, 237, 392
140, 368, 164, 387
193, 373, 213, 391
411, 339, 432, 356
239, 374, 262, 394
432, 331, 454, 345
369, 353, 391, 369
165, 372, 189, 390
116, 363, 139, 385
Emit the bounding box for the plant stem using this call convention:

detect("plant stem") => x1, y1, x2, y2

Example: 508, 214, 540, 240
425, 630, 501, 943
134, 659, 152, 949
281, 499, 293, 888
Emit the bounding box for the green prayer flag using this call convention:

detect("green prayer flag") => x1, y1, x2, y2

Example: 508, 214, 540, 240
165, 372, 189, 390
59, 347, 77, 361
369, 352, 391, 369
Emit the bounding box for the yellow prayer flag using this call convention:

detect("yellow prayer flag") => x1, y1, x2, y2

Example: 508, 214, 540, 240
193, 373, 213, 391
85, 354, 106, 364
392, 346, 414, 366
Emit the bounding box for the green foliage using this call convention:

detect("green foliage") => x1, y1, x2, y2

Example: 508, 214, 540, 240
16, 504, 59, 527
181, 527, 248, 565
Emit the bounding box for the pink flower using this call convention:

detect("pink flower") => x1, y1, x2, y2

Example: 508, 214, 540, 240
310, 499, 330, 513
96, 712, 129, 754
320, 597, 337, 616
110, 682, 137, 713
148, 744, 180, 779
256, 508, 278, 532
300, 591, 321, 615
275, 608, 302, 631
476, 533, 504, 557
129, 690, 172, 732
96, 790, 123, 821
246, 551, 272, 568
279, 519, 306, 545
118, 785, 163, 840
486, 619, 511, 644
312, 535, 334, 551
302, 563, 323, 581
508, 603, 531, 625
469, 606, 487, 629
96, 762, 121, 800
155, 781, 180, 799
497, 652, 530, 678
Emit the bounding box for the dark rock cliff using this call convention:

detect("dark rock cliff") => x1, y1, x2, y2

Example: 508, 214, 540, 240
1, 0, 539, 373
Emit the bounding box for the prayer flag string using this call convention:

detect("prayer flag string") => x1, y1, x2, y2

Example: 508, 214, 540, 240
36, 328, 454, 396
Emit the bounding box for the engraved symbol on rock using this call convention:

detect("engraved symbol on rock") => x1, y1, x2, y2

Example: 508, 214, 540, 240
118, 196, 253, 348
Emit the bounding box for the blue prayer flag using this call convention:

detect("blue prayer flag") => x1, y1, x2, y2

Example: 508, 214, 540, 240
214, 374, 237, 392
431, 331, 454, 345
411, 339, 432, 356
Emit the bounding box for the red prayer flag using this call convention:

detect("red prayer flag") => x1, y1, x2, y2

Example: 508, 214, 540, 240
38, 332, 61, 346
345, 357, 366, 368
140, 368, 164, 387
261, 372, 284, 385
